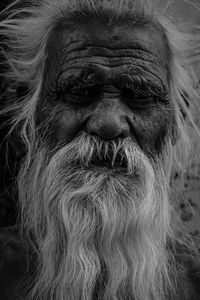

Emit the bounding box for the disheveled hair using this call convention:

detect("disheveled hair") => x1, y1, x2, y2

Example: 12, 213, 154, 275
0, 0, 200, 166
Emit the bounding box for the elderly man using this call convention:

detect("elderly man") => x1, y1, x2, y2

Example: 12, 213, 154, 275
0, 0, 200, 299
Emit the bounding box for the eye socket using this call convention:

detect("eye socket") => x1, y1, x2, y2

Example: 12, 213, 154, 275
122, 88, 157, 108
63, 86, 101, 105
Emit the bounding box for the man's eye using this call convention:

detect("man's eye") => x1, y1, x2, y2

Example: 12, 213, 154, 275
66, 86, 100, 104
122, 88, 156, 108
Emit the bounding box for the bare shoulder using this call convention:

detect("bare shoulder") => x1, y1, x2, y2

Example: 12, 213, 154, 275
0, 227, 28, 300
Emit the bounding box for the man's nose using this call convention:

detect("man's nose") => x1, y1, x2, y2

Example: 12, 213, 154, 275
86, 100, 130, 140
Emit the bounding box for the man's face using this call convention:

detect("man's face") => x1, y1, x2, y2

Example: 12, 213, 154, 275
41, 19, 174, 161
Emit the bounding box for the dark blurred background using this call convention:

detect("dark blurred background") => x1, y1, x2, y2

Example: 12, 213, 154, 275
0, 0, 12, 11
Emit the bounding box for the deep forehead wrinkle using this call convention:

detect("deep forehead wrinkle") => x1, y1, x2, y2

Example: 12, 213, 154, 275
58, 38, 167, 80
56, 47, 168, 87
60, 41, 160, 64
52, 16, 169, 65
45, 19, 169, 91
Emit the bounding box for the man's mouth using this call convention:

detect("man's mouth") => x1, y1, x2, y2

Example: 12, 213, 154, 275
90, 154, 128, 170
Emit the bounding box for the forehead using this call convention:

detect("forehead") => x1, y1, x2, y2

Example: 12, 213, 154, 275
46, 19, 169, 87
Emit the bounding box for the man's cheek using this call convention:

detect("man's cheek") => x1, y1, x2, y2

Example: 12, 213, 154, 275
51, 109, 85, 144
128, 109, 173, 155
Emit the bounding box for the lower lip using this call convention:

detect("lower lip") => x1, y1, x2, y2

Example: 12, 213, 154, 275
90, 162, 127, 173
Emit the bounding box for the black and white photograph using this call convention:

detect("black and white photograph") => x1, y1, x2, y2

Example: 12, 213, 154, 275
0, 0, 200, 299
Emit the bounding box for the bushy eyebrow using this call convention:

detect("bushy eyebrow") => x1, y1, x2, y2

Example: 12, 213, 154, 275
56, 69, 168, 98
112, 73, 168, 97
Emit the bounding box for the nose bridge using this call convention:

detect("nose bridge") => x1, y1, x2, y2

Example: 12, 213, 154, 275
86, 98, 130, 140
96, 98, 121, 121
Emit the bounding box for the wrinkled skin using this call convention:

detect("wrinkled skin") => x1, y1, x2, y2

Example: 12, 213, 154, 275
40, 19, 176, 158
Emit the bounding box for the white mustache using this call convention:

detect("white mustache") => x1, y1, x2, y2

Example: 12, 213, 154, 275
51, 132, 154, 179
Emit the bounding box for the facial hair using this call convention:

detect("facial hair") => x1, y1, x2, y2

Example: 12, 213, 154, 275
18, 132, 178, 300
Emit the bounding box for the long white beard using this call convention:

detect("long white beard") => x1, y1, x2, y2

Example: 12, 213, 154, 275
18, 132, 177, 300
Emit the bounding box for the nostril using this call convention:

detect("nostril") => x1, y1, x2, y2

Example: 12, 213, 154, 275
87, 122, 130, 141
99, 125, 120, 140
118, 131, 129, 139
